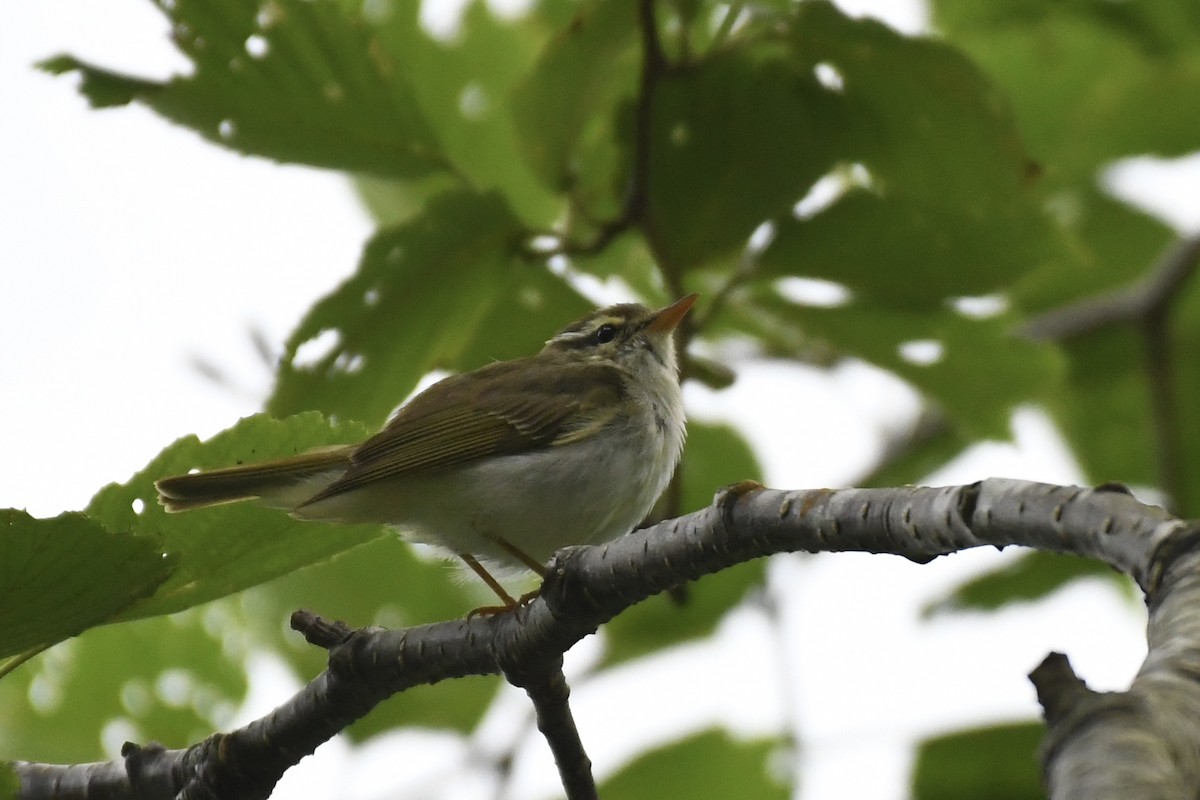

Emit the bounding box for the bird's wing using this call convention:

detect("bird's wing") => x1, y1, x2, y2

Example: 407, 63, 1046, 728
298, 357, 626, 506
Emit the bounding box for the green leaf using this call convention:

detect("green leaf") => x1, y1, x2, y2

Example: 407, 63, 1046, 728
1017, 189, 1175, 314
0, 762, 17, 800
787, 1, 1035, 206
1047, 328, 1157, 489
0, 511, 171, 658
761, 189, 1052, 308
42, 0, 444, 179
924, 550, 1129, 617
270, 189, 590, 426
371, 1, 563, 226
38, 55, 160, 107
572, 232, 666, 303
932, 3, 1200, 182
913, 722, 1044, 800
86, 413, 383, 620
602, 423, 765, 666
601, 729, 789, 799
511, 0, 639, 217
0, 609, 245, 762
645, 45, 839, 270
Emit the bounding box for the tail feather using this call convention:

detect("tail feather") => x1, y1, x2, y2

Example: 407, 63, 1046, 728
155, 446, 354, 513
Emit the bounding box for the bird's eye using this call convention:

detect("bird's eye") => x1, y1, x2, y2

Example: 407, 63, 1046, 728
594, 324, 617, 344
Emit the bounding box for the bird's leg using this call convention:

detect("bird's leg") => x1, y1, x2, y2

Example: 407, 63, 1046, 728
458, 553, 519, 617
482, 533, 548, 577
460, 536, 548, 617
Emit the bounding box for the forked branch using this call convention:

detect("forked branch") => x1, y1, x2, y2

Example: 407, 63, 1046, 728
13, 479, 1200, 799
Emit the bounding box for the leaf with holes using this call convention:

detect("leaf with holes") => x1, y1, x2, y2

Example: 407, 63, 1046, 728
786, 1, 1036, 208
371, 1, 564, 226
41, 0, 441, 178
85, 413, 383, 621
270, 189, 590, 426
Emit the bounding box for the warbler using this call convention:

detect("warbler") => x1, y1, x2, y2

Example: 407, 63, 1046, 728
156, 294, 696, 607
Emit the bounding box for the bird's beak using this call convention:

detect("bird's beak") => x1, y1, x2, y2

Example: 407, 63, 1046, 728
646, 293, 699, 333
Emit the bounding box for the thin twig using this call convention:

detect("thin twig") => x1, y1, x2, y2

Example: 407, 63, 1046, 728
534, 0, 669, 258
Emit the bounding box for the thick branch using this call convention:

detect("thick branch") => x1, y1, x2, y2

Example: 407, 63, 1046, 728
13, 479, 1199, 799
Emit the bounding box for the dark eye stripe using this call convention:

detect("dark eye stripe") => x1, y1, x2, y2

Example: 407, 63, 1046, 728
555, 323, 621, 350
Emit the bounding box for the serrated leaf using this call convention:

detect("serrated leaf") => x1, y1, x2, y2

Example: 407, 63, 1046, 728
913, 722, 1044, 800
270, 189, 589, 425
42, 0, 444, 179
924, 550, 1129, 617
0, 511, 171, 658
602, 423, 765, 666
86, 413, 383, 620
371, 1, 562, 226
601, 729, 789, 799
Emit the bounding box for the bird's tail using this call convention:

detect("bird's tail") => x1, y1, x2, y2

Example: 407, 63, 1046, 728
155, 446, 354, 513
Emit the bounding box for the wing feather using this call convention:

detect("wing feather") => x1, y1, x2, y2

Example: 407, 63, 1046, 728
298, 356, 627, 506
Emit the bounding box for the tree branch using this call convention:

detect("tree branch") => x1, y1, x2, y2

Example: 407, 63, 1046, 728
13, 479, 1200, 799
1020, 233, 1200, 342
505, 659, 596, 800
1021, 232, 1200, 510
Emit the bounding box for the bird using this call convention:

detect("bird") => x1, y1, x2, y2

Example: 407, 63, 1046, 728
156, 294, 696, 609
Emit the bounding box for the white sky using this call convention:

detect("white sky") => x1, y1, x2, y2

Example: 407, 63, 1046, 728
3, 1, 1195, 798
